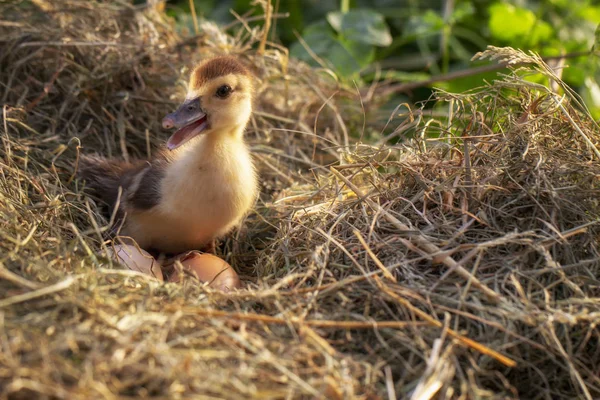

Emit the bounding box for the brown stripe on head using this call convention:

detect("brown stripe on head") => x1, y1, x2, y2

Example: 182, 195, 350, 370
189, 56, 251, 90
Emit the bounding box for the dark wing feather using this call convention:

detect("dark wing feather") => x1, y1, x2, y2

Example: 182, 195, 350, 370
125, 161, 166, 210
78, 155, 145, 211
78, 153, 170, 217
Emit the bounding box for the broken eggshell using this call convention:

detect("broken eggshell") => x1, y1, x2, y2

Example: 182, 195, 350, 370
104, 244, 241, 291
108, 244, 164, 281
168, 252, 241, 292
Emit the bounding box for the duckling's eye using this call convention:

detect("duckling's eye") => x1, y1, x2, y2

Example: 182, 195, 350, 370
215, 85, 232, 98
187, 103, 196, 111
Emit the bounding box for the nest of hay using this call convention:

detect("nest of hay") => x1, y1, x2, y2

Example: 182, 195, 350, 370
1, 1, 599, 399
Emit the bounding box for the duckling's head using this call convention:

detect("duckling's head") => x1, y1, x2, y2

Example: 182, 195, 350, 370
162, 56, 254, 150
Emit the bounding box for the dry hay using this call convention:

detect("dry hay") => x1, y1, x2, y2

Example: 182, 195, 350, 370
1, 1, 600, 399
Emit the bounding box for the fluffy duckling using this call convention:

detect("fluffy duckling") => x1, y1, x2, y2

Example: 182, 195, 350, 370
79, 56, 259, 254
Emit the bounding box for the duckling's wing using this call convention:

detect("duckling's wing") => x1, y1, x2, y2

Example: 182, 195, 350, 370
78, 155, 140, 210
78, 155, 168, 216
122, 158, 168, 211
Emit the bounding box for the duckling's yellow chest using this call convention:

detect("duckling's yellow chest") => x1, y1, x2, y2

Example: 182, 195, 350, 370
165, 148, 256, 221
126, 138, 258, 253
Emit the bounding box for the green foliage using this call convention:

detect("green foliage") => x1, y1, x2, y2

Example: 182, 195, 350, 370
488, 3, 552, 45
327, 9, 392, 47
167, 0, 600, 118
289, 21, 368, 77
289, 9, 391, 77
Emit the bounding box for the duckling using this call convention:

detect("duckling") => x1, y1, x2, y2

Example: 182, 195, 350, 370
79, 56, 259, 254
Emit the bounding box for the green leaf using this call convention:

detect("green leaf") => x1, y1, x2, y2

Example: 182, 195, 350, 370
404, 10, 444, 37
326, 11, 343, 32
530, 20, 553, 45
548, 0, 570, 6
290, 22, 362, 77
594, 23, 600, 52
581, 76, 600, 119
339, 38, 375, 68
578, 6, 600, 24
384, 71, 431, 82
488, 3, 536, 42
450, 3, 475, 24
326, 9, 392, 47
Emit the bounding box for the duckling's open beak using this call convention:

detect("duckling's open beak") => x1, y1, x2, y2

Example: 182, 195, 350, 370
162, 97, 208, 150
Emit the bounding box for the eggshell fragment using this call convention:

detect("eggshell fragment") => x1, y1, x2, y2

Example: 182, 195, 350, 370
168, 252, 241, 291
108, 244, 164, 281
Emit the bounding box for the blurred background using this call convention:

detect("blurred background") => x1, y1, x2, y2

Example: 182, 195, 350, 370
162, 0, 600, 118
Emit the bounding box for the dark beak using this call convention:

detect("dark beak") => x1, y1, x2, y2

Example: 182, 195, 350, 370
162, 97, 209, 150
162, 97, 204, 129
